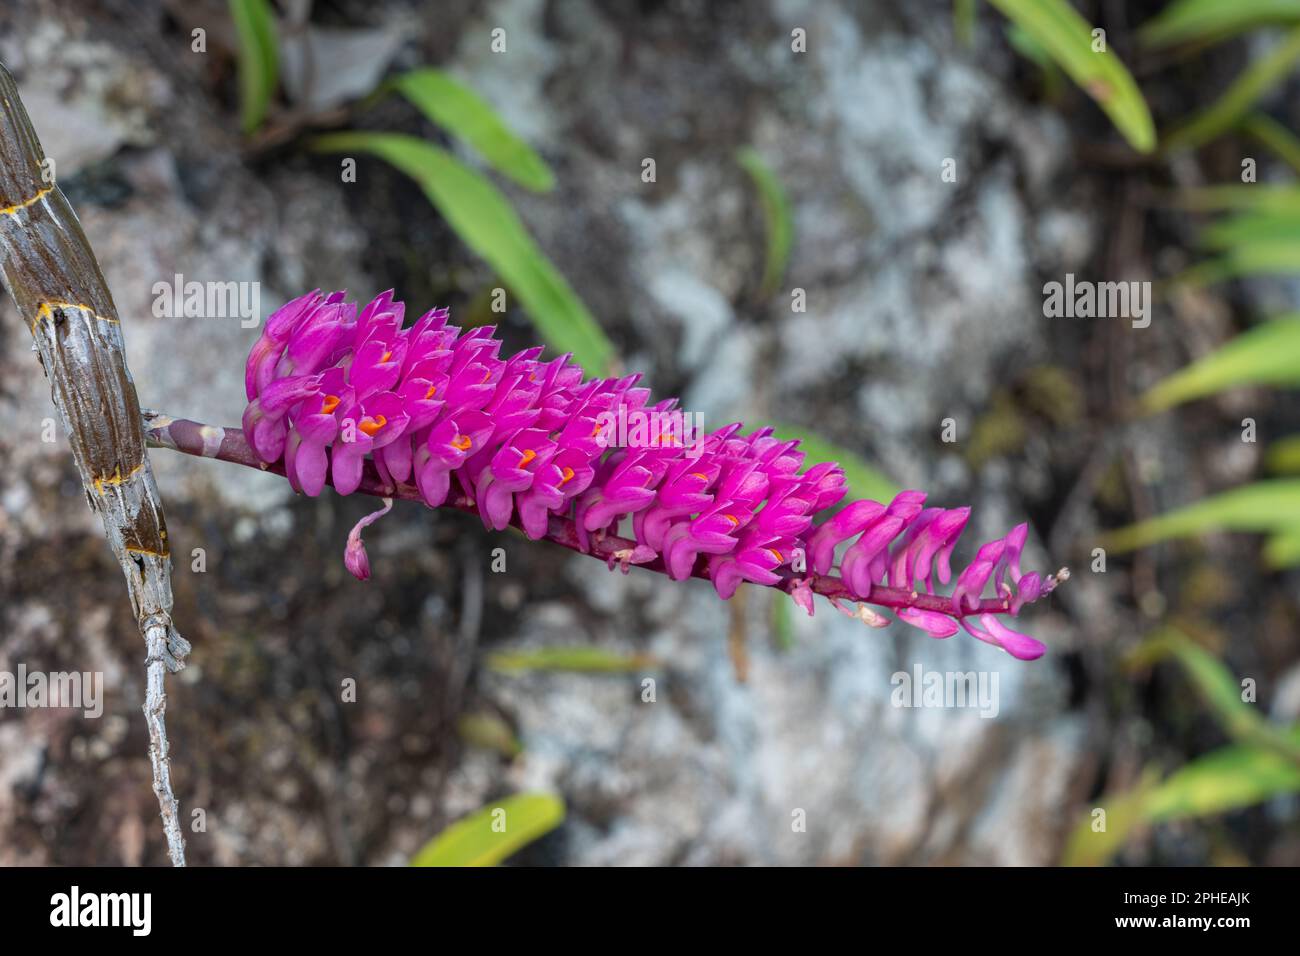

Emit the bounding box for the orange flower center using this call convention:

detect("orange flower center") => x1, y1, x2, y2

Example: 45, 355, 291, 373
452, 434, 473, 451
767, 549, 783, 564
518, 449, 537, 468
358, 415, 387, 436
424, 384, 437, 400
724, 513, 740, 528
560, 466, 575, 485
380, 350, 392, 363
320, 395, 341, 414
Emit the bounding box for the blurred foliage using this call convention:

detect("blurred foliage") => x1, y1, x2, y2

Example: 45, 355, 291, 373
311, 132, 615, 373
1140, 316, 1300, 411
1141, 0, 1300, 49
227, 5, 614, 373
388, 68, 556, 192
411, 793, 564, 866
486, 646, 660, 674
735, 147, 794, 300
987, 0, 1155, 152
457, 712, 523, 758
229, 0, 278, 134
1064, 629, 1300, 865
1103, 480, 1300, 566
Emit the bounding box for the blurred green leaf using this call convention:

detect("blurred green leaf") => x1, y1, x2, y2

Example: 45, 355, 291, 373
1162, 27, 1300, 152
1176, 184, 1300, 214
1178, 241, 1300, 285
1263, 526, 1300, 566
1199, 211, 1300, 250
457, 712, 523, 758
954, 0, 978, 48
411, 793, 564, 866
770, 591, 795, 652
388, 68, 555, 192
1141, 0, 1300, 48
988, 0, 1155, 152
1266, 434, 1300, 473
1063, 728, 1300, 865
229, 0, 279, 134
1144, 736, 1300, 821
765, 423, 899, 504
1136, 629, 1300, 759
735, 147, 794, 300
1103, 479, 1300, 551
1140, 316, 1300, 411
487, 646, 659, 674
311, 132, 615, 373
1240, 113, 1300, 175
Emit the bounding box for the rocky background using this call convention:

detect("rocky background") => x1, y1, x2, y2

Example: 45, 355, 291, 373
1, 0, 1297, 865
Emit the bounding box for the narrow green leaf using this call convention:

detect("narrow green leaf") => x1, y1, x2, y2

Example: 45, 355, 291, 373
1102, 479, 1300, 552
487, 646, 659, 674
988, 0, 1156, 152
1063, 735, 1300, 865
388, 68, 555, 192
411, 793, 564, 866
1265, 434, 1300, 473
764, 423, 899, 504
1162, 26, 1300, 152
770, 591, 795, 652
311, 132, 615, 373
1198, 211, 1300, 250
1140, 316, 1300, 411
954, 0, 978, 48
1175, 184, 1300, 214
1137, 629, 1300, 759
1144, 736, 1300, 822
457, 712, 523, 758
228, 0, 279, 134
1263, 526, 1300, 566
1141, 0, 1300, 49
1177, 241, 1300, 286
1240, 113, 1300, 176
735, 147, 794, 299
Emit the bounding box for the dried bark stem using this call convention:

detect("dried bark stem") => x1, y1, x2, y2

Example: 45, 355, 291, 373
0, 63, 188, 866
143, 411, 1041, 619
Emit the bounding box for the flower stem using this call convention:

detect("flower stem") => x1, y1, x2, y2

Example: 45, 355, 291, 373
141, 410, 1034, 619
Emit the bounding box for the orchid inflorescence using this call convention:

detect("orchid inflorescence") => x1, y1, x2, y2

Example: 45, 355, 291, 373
241, 290, 1063, 660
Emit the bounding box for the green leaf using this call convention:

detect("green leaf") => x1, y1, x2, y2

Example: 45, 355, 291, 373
1240, 113, 1300, 176
1198, 211, 1300, 250
1175, 184, 1300, 214
487, 646, 659, 674
987, 0, 1155, 152
311, 132, 615, 374
1102, 479, 1300, 552
764, 423, 899, 504
456, 712, 523, 758
1265, 434, 1300, 473
1063, 736, 1300, 865
1140, 316, 1300, 411
388, 68, 555, 192
1144, 737, 1300, 822
1135, 629, 1300, 759
1141, 0, 1300, 49
1177, 240, 1300, 286
954, 0, 978, 48
1263, 526, 1300, 567
1162, 26, 1300, 152
411, 793, 564, 866
228, 0, 279, 134
735, 147, 794, 300
770, 591, 795, 652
